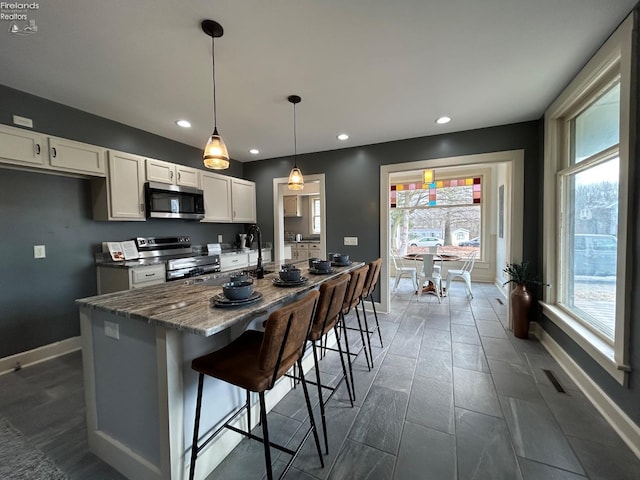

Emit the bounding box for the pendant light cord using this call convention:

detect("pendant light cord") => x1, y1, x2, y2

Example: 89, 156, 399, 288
293, 102, 297, 168
211, 35, 217, 130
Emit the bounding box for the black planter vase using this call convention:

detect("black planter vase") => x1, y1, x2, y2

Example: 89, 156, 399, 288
511, 283, 532, 339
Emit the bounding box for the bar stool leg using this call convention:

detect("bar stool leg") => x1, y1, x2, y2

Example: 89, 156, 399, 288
354, 308, 372, 370
334, 324, 355, 406
340, 313, 356, 401
189, 373, 205, 480
311, 342, 329, 454
246, 390, 251, 433
370, 296, 383, 347
298, 359, 325, 469
359, 299, 375, 369
258, 391, 273, 480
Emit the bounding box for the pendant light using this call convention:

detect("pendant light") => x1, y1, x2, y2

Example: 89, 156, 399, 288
287, 95, 304, 190
202, 20, 229, 170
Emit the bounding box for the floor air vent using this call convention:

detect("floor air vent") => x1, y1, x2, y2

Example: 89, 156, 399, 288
542, 369, 566, 393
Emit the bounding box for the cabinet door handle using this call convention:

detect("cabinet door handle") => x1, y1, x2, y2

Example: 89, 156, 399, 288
177, 172, 181, 181
35, 144, 41, 155
145, 273, 155, 277
140, 203, 145, 212
170, 170, 174, 179
51, 147, 57, 157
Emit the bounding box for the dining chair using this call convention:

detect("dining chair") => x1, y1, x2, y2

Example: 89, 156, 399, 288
390, 250, 417, 291
416, 254, 442, 303
445, 251, 477, 298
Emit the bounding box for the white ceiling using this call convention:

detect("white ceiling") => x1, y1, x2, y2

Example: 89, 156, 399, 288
0, 0, 635, 162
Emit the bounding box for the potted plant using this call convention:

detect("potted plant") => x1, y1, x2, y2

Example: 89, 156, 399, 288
503, 262, 547, 338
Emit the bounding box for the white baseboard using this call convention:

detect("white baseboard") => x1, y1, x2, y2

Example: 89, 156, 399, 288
531, 323, 640, 458
0, 336, 81, 376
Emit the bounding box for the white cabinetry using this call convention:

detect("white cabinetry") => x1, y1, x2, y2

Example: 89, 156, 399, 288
249, 249, 272, 264
146, 158, 199, 187
0, 124, 47, 168
0, 124, 105, 176
283, 195, 301, 217
231, 178, 256, 223
92, 150, 146, 221
291, 242, 322, 261
201, 171, 233, 222
96, 264, 166, 294
201, 174, 256, 224
220, 252, 250, 272
48, 136, 106, 176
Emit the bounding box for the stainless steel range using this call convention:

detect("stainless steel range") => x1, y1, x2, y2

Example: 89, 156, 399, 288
135, 236, 221, 281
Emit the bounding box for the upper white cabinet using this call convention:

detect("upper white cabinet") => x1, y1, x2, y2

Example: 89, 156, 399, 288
92, 150, 146, 221
283, 195, 301, 217
0, 124, 105, 176
48, 136, 106, 176
146, 158, 199, 188
200, 171, 232, 222
231, 178, 256, 223
0, 124, 47, 167
201, 173, 256, 224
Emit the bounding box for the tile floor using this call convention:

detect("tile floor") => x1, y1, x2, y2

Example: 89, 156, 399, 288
0, 278, 638, 479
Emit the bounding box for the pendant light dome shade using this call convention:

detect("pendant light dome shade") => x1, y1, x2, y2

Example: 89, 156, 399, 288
202, 19, 229, 170
287, 95, 304, 191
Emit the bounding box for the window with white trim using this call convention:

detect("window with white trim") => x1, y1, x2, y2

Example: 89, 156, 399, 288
542, 16, 632, 384
309, 196, 321, 234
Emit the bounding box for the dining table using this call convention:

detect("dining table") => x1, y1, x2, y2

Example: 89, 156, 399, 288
403, 253, 461, 295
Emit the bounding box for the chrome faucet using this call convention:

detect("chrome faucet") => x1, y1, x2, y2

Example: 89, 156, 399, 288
246, 224, 264, 278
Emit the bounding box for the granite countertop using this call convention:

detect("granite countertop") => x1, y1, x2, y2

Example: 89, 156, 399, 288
77, 261, 364, 337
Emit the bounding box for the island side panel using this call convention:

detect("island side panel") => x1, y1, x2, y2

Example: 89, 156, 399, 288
84, 307, 163, 474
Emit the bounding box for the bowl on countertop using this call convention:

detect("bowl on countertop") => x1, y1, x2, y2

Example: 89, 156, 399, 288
312, 259, 332, 272
308, 257, 321, 268
222, 280, 254, 300
332, 254, 350, 264
279, 268, 302, 282
230, 272, 249, 283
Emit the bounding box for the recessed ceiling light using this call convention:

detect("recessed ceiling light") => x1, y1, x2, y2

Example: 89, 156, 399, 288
337, 133, 349, 141
249, 149, 260, 155
435, 116, 451, 125
175, 119, 191, 128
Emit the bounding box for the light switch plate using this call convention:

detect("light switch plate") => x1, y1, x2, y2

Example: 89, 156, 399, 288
218, 234, 223, 243
104, 321, 120, 340
33, 245, 46, 258
344, 236, 358, 246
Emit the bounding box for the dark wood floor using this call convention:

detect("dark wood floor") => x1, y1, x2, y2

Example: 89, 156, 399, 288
1, 279, 638, 479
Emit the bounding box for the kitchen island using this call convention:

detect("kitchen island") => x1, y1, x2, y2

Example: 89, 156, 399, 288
76, 261, 363, 480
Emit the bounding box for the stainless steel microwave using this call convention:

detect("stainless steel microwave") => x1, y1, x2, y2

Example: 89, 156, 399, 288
144, 182, 205, 220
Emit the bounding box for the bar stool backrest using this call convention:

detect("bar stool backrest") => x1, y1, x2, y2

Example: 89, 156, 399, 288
362, 258, 382, 298
342, 265, 369, 315
260, 290, 320, 387
309, 274, 350, 340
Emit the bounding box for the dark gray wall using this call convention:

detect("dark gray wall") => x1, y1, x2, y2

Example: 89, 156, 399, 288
244, 121, 542, 272
0, 86, 248, 358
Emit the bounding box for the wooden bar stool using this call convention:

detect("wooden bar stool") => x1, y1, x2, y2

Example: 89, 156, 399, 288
360, 258, 383, 347
304, 273, 353, 454
188, 290, 323, 480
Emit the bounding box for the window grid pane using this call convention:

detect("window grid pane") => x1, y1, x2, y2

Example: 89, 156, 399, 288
562, 157, 619, 341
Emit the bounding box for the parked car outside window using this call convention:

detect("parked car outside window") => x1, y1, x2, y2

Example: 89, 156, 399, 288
459, 236, 480, 247
409, 237, 444, 247
573, 234, 617, 276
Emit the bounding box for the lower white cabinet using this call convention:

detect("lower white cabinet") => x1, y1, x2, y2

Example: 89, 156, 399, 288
96, 264, 166, 294
92, 150, 146, 221
220, 252, 250, 272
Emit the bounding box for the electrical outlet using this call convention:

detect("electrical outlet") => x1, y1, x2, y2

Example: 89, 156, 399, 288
344, 236, 358, 246
33, 245, 46, 258
104, 321, 120, 340
13, 115, 33, 128
218, 234, 223, 243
